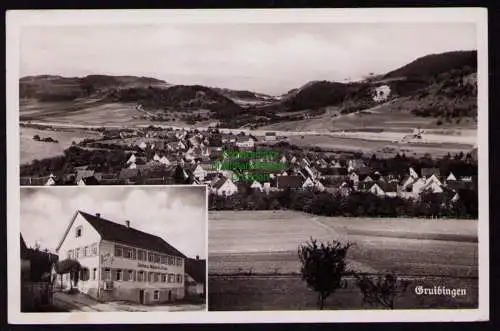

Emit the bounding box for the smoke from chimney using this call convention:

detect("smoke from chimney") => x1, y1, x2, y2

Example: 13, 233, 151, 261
125, 220, 130, 228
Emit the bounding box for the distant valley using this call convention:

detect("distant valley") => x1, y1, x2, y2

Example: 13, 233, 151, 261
19, 50, 477, 134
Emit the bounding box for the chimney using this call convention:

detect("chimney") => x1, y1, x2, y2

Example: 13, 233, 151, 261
125, 220, 130, 228
196, 255, 199, 260
96, 213, 101, 219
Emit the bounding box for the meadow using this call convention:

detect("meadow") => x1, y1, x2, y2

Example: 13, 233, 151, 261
208, 210, 479, 310
20, 127, 102, 165
208, 275, 478, 310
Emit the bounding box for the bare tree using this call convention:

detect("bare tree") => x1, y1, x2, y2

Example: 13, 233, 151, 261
355, 273, 410, 309
298, 238, 352, 310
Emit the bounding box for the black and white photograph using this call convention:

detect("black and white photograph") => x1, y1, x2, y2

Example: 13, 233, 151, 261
7, 8, 488, 323
18, 186, 207, 313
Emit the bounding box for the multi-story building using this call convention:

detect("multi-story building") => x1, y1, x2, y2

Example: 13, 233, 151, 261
55, 210, 186, 305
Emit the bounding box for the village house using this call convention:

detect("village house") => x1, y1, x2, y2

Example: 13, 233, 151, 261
55, 211, 187, 304
185, 164, 207, 181
211, 176, 238, 196
235, 135, 256, 149
20, 174, 57, 186
184, 256, 206, 298
250, 180, 264, 192
265, 132, 277, 141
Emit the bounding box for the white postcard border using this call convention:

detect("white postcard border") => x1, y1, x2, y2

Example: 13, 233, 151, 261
7, 8, 489, 324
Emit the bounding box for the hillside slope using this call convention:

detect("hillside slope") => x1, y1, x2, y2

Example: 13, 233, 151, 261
19, 75, 169, 101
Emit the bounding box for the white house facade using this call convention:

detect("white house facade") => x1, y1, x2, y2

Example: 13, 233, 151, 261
56, 211, 186, 305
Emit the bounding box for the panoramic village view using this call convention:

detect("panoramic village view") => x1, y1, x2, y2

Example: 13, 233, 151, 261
18, 23, 479, 311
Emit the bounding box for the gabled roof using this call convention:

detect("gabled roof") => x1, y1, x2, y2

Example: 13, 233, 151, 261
376, 181, 398, 192
20, 234, 30, 259
213, 176, 233, 190
185, 257, 206, 284
73, 211, 185, 258
80, 176, 100, 185
75, 170, 95, 183
421, 168, 440, 178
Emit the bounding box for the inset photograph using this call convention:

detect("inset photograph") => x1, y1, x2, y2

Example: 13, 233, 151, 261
19, 185, 207, 312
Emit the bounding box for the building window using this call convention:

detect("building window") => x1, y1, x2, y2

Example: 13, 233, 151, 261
104, 268, 111, 281
148, 272, 154, 282
131, 248, 137, 260
84, 246, 89, 257
154, 254, 161, 263
115, 245, 122, 257
168, 274, 174, 283
137, 271, 144, 282
176, 274, 181, 283
161, 274, 167, 283
138, 250, 146, 261
160, 255, 167, 264
148, 252, 154, 262
92, 244, 98, 256
75, 248, 80, 259
154, 273, 160, 283
116, 269, 122, 281
75, 226, 82, 237
153, 290, 159, 301
128, 270, 134, 282
167, 256, 174, 265
93, 268, 97, 280
124, 247, 133, 259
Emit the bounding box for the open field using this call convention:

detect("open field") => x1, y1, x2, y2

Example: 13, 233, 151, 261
208, 275, 477, 310
258, 98, 477, 132
208, 210, 478, 310
287, 134, 474, 158
20, 98, 192, 127
20, 127, 102, 165
208, 210, 478, 277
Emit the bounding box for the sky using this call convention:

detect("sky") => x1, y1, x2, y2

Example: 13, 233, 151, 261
20, 23, 476, 95
20, 186, 207, 259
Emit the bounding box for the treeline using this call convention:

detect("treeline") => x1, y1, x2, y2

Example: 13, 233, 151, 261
208, 189, 478, 219
107, 85, 241, 116
20, 146, 129, 177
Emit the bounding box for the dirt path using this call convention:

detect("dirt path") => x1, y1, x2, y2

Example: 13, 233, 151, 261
52, 292, 206, 312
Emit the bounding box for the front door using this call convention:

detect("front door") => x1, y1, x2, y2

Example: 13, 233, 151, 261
168, 290, 172, 302
139, 289, 144, 304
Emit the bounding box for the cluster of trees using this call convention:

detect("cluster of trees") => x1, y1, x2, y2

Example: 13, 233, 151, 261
298, 238, 411, 310
33, 135, 58, 143
20, 146, 129, 177
108, 85, 241, 116
208, 189, 478, 219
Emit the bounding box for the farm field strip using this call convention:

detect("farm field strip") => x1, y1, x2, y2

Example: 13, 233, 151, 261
208, 275, 478, 310
208, 210, 478, 278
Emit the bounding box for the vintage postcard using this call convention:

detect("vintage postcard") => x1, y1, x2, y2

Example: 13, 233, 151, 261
7, 8, 488, 323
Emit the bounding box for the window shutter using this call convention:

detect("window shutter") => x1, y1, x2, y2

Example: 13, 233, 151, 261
123, 270, 129, 281
132, 270, 136, 281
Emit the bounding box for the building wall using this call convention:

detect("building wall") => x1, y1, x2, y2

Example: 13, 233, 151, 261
57, 213, 102, 295
98, 240, 185, 304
